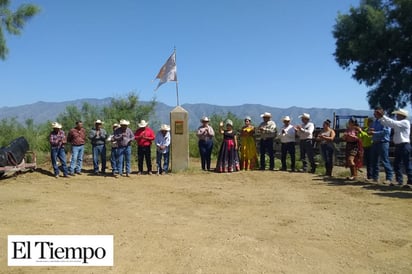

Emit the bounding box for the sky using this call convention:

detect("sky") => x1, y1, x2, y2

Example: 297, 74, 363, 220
1, 0, 372, 110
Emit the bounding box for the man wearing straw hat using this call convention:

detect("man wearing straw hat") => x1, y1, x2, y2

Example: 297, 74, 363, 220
49, 122, 69, 178
196, 116, 215, 171
375, 108, 412, 188
295, 113, 316, 173
107, 123, 120, 176
134, 120, 155, 175
155, 124, 171, 175
113, 119, 134, 177
279, 115, 296, 172
258, 112, 277, 170
89, 119, 107, 175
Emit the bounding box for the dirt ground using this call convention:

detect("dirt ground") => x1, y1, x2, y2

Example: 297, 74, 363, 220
0, 159, 411, 274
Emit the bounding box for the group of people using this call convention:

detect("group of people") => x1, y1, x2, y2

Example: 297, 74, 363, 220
196, 112, 318, 174
49, 107, 412, 188
49, 119, 171, 178
347, 107, 412, 187
196, 108, 412, 188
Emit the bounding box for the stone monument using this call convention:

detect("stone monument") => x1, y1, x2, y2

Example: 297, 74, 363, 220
170, 106, 189, 171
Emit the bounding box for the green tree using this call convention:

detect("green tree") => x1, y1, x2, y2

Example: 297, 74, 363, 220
333, 0, 412, 112
102, 92, 156, 127
0, 0, 40, 60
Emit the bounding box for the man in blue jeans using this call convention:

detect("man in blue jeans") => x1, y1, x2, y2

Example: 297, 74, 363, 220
67, 120, 86, 175
369, 107, 393, 184
113, 119, 134, 177
375, 108, 412, 188
89, 119, 107, 175
258, 112, 277, 170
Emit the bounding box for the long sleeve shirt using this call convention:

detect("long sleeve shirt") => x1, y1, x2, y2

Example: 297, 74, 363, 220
113, 127, 134, 147
197, 125, 215, 141
371, 120, 391, 143
379, 116, 410, 144
278, 124, 296, 143
296, 122, 314, 140
67, 127, 86, 146
134, 127, 155, 147
89, 128, 107, 146
258, 120, 277, 139
49, 130, 66, 148
155, 131, 171, 154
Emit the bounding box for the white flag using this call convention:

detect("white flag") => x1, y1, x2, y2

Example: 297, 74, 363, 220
154, 51, 177, 91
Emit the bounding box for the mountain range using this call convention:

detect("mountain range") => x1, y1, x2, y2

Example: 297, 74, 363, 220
0, 98, 372, 130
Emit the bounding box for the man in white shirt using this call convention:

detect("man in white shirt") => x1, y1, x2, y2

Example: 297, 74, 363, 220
375, 108, 412, 187
278, 116, 296, 172
258, 112, 277, 170
155, 124, 171, 175
295, 113, 316, 173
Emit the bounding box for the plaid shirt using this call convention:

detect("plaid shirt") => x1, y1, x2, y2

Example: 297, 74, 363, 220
49, 130, 66, 148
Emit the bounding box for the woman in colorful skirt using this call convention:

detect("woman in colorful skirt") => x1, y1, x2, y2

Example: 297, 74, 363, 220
215, 119, 240, 173
342, 117, 363, 180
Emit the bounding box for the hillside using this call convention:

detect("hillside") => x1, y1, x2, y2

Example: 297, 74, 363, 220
0, 98, 372, 130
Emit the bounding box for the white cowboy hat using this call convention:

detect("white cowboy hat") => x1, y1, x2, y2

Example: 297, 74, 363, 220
260, 112, 272, 118
298, 113, 310, 119
51, 122, 62, 129
138, 120, 148, 128
112, 123, 120, 128
392, 109, 409, 117
95, 119, 103, 124
160, 124, 170, 131
282, 116, 291, 121
244, 116, 252, 121
119, 119, 130, 126
200, 116, 209, 122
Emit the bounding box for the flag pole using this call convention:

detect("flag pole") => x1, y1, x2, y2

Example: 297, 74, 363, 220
176, 81, 180, 106
174, 47, 180, 106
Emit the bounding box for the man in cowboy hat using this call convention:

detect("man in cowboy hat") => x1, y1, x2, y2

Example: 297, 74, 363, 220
49, 122, 69, 178
295, 113, 316, 173
155, 124, 171, 175
89, 119, 107, 175
113, 119, 134, 177
134, 120, 155, 175
375, 108, 412, 188
278, 115, 296, 172
107, 123, 120, 176
258, 112, 277, 170
196, 116, 215, 171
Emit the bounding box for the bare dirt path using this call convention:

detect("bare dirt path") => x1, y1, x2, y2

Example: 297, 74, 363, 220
0, 163, 411, 273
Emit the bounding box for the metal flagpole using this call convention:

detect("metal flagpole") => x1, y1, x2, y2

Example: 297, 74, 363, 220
174, 47, 180, 106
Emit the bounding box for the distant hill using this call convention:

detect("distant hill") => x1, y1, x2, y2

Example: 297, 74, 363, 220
0, 98, 372, 130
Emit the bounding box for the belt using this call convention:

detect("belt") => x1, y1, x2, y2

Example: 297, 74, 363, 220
395, 142, 409, 147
